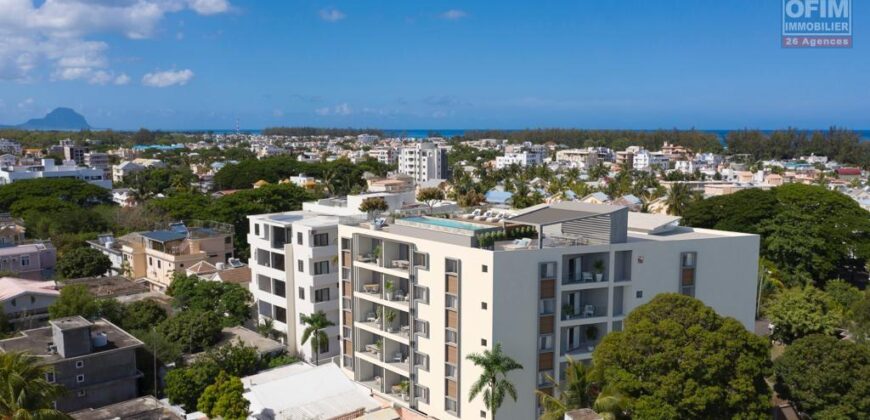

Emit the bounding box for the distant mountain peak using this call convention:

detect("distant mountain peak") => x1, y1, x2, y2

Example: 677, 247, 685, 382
16, 107, 91, 130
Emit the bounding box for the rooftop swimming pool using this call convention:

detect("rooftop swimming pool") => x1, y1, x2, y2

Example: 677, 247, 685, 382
400, 216, 490, 232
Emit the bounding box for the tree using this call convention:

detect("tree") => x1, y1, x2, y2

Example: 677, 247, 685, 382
359, 196, 388, 220
536, 357, 595, 420
167, 274, 252, 327
416, 187, 445, 213
824, 279, 863, 316
164, 360, 220, 411
848, 291, 870, 343
94, 298, 125, 325
466, 343, 523, 420
0, 352, 71, 419
206, 340, 261, 377
590, 293, 771, 419
157, 310, 223, 353
197, 371, 249, 420
765, 286, 840, 344
122, 299, 168, 332
774, 335, 870, 419
55, 248, 112, 279
49, 284, 97, 319
664, 182, 695, 216
0, 178, 111, 211
300, 311, 335, 365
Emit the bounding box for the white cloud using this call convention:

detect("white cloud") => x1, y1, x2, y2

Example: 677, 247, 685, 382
319, 8, 346, 22
142, 69, 194, 87
315, 103, 352, 116
114, 73, 130, 85
0, 0, 231, 82
440, 9, 467, 20
17, 97, 34, 109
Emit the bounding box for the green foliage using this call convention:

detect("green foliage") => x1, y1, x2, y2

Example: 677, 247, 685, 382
212, 155, 389, 192
137, 328, 183, 366
536, 357, 596, 420
0, 352, 72, 419
416, 187, 445, 211
167, 273, 252, 327
300, 311, 335, 365
197, 371, 249, 420
466, 343, 523, 419
774, 335, 870, 419
205, 340, 261, 378
824, 279, 863, 316
447, 143, 500, 167
458, 128, 724, 154
49, 284, 97, 319
164, 359, 221, 411
94, 298, 125, 325
726, 127, 869, 167
157, 310, 223, 353
590, 293, 771, 419
0, 178, 111, 211
848, 292, 870, 343
683, 184, 870, 283
766, 286, 841, 344
263, 353, 299, 369
122, 166, 197, 197
358, 196, 388, 216
262, 127, 384, 137
56, 247, 112, 279
122, 299, 169, 332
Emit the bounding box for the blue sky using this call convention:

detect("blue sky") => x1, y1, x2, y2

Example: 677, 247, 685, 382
0, 0, 868, 130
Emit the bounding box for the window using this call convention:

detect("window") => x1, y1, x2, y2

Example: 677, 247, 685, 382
319, 340, 329, 353
157, 260, 161, 269
45, 371, 55, 383
313, 233, 329, 247
538, 334, 554, 351
274, 306, 287, 323
271, 252, 285, 271
481, 264, 488, 273
20, 256, 29, 266
258, 300, 273, 318
413, 251, 429, 269
413, 285, 429, 303
481, 302, 487, 310
297, 260, 304, 272
273, 279, 286, 298
481, 338, 487, 346
446, 329, 458, 344
75, 360, 84, 369
446, 294, 459, 309
415, 320, 429, 338
539, 298, 555, 315
445, 397, 458, 413
254, 223, 260, 236
539, 262, 557, 279
314, 287, 330, 303
76, 374, 85, 383
415, 352, 429, 371
314, 261, 330, 275
445, 363, 457, 379
257, 249, 271, 267
636, 290, 643, 299
341, 238, 351, 250
297, 232, 303, 245
148, 257, 153, 266
481, 411, 487, 418
77, 390, 87, 397
445, 259, 459, 274
415, 385, 429, 404
298, 287, 305, 300
680, 252, 697, 297
257, 275, 272, 293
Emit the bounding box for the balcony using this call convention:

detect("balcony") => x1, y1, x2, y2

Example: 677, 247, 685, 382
562, 253, 609, 285
561, 322, 606, 357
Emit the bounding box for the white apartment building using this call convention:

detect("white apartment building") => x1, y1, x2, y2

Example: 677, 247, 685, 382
496, 151, 546, 169
248, 211, 343, 364
555, 148, 612, 170
336, 202, 759, 419
398, 143, 449, 184
112, 159, 165, 184
633, 150, 670, 171
368, 147, 397, 165
0, 139, 22, 155
0, 159, 111, 189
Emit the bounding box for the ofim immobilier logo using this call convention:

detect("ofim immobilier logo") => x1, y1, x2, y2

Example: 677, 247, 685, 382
782, 0, 852, 48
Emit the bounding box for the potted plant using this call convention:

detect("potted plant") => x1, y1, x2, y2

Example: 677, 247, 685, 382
384, 309, 397, 332
385, 278, 394, 300
562, 303, 575, 320
372, 245, 382, 265
374, 339, 383, 355
593, 260, 605, 282
585, 325, 599, 341
398, 380, 410, 400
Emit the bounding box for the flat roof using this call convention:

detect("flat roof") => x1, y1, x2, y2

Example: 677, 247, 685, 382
511, 202, 625, 226
626, 213, 682, 234
50, 316, 92, 331
0, 318, 143, 362
71, 396, 183, 420
140, 230, 186, 242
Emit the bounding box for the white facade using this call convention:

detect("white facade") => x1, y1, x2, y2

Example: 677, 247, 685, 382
336, 203, 759, 420
248, 211, 346, 364
0, 159, 111, 189
368, 147, 397, 165
674, 160, 694, 173
495, 151, 545, 169
633, 150, 670, 171
0, 139, 22, 155
398, 143, 448, 184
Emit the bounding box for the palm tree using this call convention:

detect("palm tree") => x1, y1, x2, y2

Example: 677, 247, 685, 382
0, 352, 71, 419
665, 182, 694, 216
536, 357, 594, 420
466, 343, 523, 420
592, 388, 629, 420
300, 311, 335, 365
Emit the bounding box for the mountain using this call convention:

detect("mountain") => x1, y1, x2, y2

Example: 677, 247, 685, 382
12, 108, 91, 130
